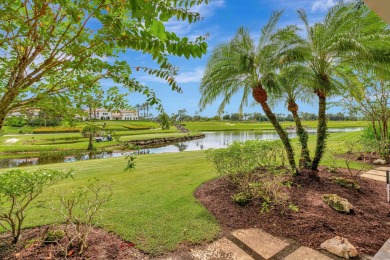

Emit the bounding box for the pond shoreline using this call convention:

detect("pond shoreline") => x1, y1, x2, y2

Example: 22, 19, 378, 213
127, 133, 206, 147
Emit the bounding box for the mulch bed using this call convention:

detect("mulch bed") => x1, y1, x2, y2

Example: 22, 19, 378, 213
0, 226, 149, 260
195, 167, 390, 256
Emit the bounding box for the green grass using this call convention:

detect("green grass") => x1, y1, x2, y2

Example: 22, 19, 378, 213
0, 151, 220, 255
185, 120, 368, 131
0, 131, 367, 255
0, 128, 182, 153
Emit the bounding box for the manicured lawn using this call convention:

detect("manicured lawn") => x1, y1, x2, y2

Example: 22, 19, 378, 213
185, 120, 368, 131
0, 131, 367, 255
0, 129, 182, 153
0, 151, 220, 255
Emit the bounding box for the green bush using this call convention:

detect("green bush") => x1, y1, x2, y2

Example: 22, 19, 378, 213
330, 176, 360, 190
19, 126, 34, 134
0, 169, 73, 243
207, 140, 287, 175
6, 116, 27, 127
360, 126, 390, 160
44, 229, 65, 243
231, 191, 252, 206
32, 127, 81, 134
206, 140, 294, 212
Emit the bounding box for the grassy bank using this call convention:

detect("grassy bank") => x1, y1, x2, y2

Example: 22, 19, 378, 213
0, 128, 183, 154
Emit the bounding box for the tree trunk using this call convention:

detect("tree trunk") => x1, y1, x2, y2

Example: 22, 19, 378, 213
288, 101, 312, 169
0, 111, 6, 130
253, 86, 297, 173
87, 134, 94, 151
311, 90, 327, 171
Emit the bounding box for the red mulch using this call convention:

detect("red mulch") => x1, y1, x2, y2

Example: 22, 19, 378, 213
195, 167, 390, 256
0, 226, 149, 260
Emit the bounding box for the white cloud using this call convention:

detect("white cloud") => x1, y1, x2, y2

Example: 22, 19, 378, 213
311, 0, 338, 12
312, 0, 354, 12
175, 67, 205, 83
259, 0, 354, 13
141, 67, 205, 84
165, 0, 225, 36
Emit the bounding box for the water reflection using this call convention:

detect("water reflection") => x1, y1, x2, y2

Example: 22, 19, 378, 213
0, 127, 363, 167
0, 150, 123, 168
131, 127, 363, 154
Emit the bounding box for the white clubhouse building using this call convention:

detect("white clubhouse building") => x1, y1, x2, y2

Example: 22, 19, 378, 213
85, 108, 138, 121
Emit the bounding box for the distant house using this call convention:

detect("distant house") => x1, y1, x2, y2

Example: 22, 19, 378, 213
85, 108, 138, 120
7, 108, 40, 118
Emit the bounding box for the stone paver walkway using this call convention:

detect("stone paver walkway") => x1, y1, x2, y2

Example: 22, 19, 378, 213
188, 228, 333, 260
373, 238, 390, 260
361, 166, 389, 182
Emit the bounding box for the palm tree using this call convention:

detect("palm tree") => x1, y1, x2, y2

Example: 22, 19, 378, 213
200, 11, 301, 173
135, 104, 141, 119
275, 65, 314, 169
144, 102, 150, 119
296, 4, 390, 171
178, 109, 187, 125
82, 125, 100, 151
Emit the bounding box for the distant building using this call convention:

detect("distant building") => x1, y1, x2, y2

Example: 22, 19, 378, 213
7, 108, 40, 118
85, 108, 138, 120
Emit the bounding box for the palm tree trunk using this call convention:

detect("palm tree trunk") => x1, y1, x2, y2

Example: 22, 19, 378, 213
87, 134, 94, 151
253, 86, 297, 173
288, 101, 311, 169
311, 90, 327, 171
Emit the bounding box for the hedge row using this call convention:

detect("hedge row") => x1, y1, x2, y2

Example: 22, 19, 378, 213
121, 125, 152, 130
32, 127, 81, 134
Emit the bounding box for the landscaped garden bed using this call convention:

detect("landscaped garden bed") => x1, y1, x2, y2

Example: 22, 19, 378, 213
195, 167, 390, 256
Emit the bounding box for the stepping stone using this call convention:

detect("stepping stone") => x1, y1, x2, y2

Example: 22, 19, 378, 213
373, 238, 390, 260
284, 246, 332, 260
361, 173, 386, 182
190, 237, 254, 260
373, 167, 390, 171
365, 170, 387, 177
231, 228, 289, 259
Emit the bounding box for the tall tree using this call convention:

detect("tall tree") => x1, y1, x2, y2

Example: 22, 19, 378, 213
0, 0, 209, 129
296, 3, 390, 171
199, 11, 301, 173
275, 65, 314, 169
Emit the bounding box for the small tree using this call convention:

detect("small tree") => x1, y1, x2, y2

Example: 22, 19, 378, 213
0, 169, 73, 243
81, 125, 100, 151
50, 179, 112, 256
158, 112, 170, 130
178, 109, 187, 125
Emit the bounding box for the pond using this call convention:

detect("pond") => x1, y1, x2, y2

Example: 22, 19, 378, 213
0, 127, 363, 168
137, 127, 363, 154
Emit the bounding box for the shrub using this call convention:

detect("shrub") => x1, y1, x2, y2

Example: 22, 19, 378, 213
5, 116, 27, 127
206, 140, 287, 188
32, 127, 81, 134
19, 126, 34, 134
325, 148, 340, 174
50, 179, 112, 256
121, 125, 152, 130
344, 140, 367, 178
360, 126, 390, 161
44, 229, 65, 244
0, 169, 73, 243
330, 176, 360, 190
206, 140, 294, 212
232, 191, 252, 206
250, 174, 295, 213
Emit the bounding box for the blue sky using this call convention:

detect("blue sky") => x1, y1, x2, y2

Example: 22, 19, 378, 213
119, 0, 352, 117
